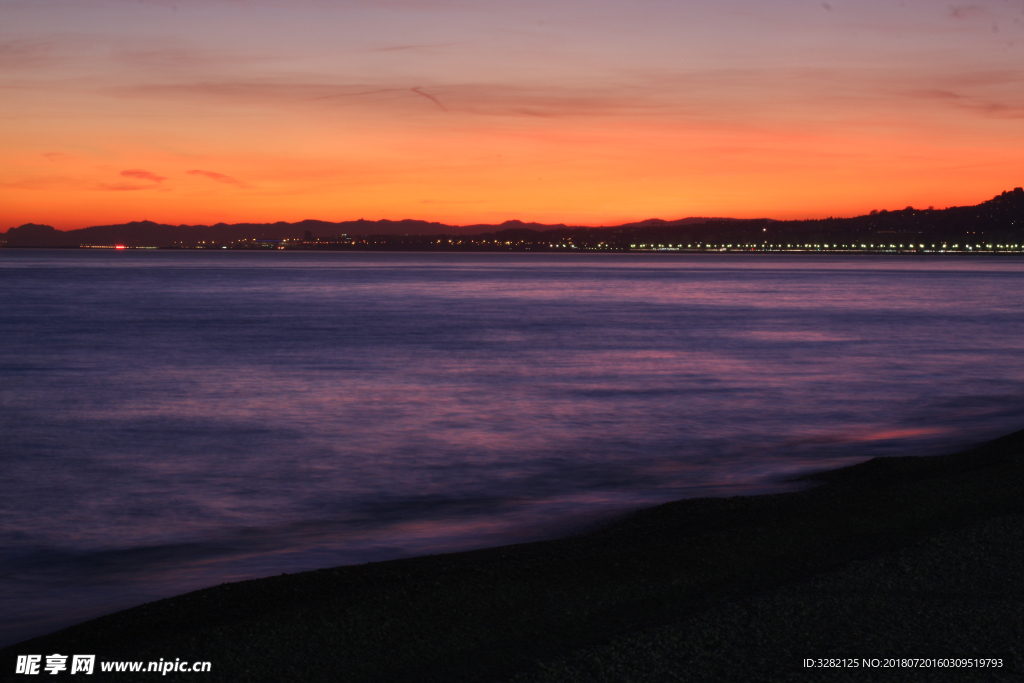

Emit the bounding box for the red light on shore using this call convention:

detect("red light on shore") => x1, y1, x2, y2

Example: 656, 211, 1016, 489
115, 244, 126, 249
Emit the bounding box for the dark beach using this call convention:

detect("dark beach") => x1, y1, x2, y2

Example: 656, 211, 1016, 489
3, 430, 1023, 682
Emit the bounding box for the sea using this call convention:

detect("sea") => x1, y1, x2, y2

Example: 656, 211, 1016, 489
2, 250, 1024, 646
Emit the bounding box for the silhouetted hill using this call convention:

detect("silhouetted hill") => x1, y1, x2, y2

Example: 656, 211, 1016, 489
3, 188, 1021, 249
0, 218, 571, 247
617, 217, 738, 228
0, 223, 72, 247
604, 188, 1023, 249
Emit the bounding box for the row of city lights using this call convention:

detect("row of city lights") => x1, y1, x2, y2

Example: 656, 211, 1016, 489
631, 243, 1022, 250
73, 241, 1023, 251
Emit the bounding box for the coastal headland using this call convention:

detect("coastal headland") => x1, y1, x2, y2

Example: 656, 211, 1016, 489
2, 430, 1022, 682
2, 188, 1022, 254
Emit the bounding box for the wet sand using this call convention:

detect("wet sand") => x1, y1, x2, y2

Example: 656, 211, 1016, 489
3, 429, 1023, 682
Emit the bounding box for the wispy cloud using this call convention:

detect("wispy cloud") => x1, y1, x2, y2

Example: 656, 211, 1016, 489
97, 183, 158, 192
79, 57, 1024, 132
0, 175, 82, 191
411, 87, 447, 112
105, 78, 717, 119
899, 69, 1024, 119
95, 169, 168, 190
0, 39, 63, 70
369, 42, 468, 53
186, 169, 250, 187
112, 44, 279, 72
120, 169, 167, 183
108, 81, 419, 107
949, 5, 987, 20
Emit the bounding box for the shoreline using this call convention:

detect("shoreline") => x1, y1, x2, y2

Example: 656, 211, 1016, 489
5, 245, 1024, 255
3, 429, 1023, 681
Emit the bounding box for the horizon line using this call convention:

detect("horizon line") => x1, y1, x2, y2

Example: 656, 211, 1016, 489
6, 185, 1022, 234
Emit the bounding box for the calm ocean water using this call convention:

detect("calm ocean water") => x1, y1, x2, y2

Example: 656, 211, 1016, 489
2, 250, 1024, 645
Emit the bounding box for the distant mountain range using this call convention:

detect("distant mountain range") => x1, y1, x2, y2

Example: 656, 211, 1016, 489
0, 215, 735, 248
2, 188, 1022, 249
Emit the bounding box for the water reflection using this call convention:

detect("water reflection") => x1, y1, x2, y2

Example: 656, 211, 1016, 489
1, 252, 1023, 644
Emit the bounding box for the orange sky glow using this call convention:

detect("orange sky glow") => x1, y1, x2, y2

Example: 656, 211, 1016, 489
2, 0, 1022, 230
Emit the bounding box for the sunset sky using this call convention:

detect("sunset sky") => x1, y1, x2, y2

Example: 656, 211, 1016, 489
2, 0, 1022, 229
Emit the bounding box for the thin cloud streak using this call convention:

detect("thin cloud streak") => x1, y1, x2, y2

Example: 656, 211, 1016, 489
98, 183, 161, 192
949, 5, 988, 20
100, 66, 1024, 125
369, 42, 469, 52
120, 169, 167, 183
187, 169, 250, 188
411, 87, 447, 112
0, 40, 60, 69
